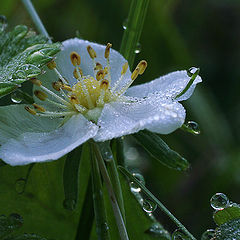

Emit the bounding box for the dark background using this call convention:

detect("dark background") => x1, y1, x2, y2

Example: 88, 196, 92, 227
1, 0, 240, 238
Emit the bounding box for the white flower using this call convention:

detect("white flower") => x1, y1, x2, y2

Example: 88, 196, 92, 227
0, 38, 201, 166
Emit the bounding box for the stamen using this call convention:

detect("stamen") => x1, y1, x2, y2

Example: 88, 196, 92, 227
70, 95, 79, 104
131, 67, 140, 81
52, 80, 63, 91
32, 103, 46, 112
25, 106, 36, 115
111, 62, 128, 92
100, 79, 109, 90
96, 70, 105, 81
34, 90, 48, 101
45, 98, 69, 110
54, 68, 68, 84
121, 62, 128, 75
62, 84, 72, 91
104, 43, 112, 85
104, 43, 112, 59
136, 60, 147, 75
70, 95, 87, 113
47, 60, 57, 70
36, 111, 75, 118
31, 78, 42, 86
94, 62, 103, 71
87, 45, 97, 59
73, 67, 83, 79
70, 51, 81, 66
74, 104, 86, 113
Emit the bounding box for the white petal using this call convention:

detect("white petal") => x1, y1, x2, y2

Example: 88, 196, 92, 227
126, 70, 202, 101
0, 114, 98, 166
0, 105, 61, 144
94, 96, 185, 142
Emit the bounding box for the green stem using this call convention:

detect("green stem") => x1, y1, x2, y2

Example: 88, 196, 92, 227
111, 138, 125, 167
120, 0, 149, 69
98, 141, 126, 223
119, 166, 197, 240
21, 0, 51, 41
90, 144, 110, 240
93, 143, 129, 240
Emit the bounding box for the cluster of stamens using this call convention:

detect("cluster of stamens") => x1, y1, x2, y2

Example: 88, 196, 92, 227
25, 43, 147, 122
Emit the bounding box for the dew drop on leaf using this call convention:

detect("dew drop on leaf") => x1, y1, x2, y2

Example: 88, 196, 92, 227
134, 42, 141, 54
15, 178, 26, 194
210, 193, 229, 210
11, 91, 22, 104
132, 173, 145, 185
130, 182, 141, 193
172, 230, 190, 240
142, 199, 157, 213
201, 229, 215, 240
122, 18, 128, 30
185, 121, 200, 135
187, 67, 198, 77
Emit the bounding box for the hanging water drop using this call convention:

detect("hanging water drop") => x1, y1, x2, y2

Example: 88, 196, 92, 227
201, 229, 215, 240
187, 67, 198, 77
15, 178, 26, 194
134, 42, 141, 54
130, 182, 141, 193
172, 230, 190, 240
11, 91, 22, 104
122, 19, 128, 30
210, 193, 229, 210
142, 199, 157, 213
63, 198, 76, 211
184, 121, 200, 135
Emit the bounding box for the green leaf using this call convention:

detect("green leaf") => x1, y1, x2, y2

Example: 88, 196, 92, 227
0, 17, 61, 98
215, 218, 240, 240
133, 130, 189, 171
4, 233, 54, 240
213, 205, 240, 226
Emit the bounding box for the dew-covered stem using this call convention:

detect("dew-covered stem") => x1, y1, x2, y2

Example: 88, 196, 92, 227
90, 144, 110, 240
93, 143, 129, 240
97, 141, 126, 223
120, 0, 149, 69
21, 0, 51, 41
119, 166, 197, 240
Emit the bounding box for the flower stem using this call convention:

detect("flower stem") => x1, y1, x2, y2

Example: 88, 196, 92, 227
119, 166, 197, 240
98, 141, 126, 223
21, 0, 51, 41
120, 0, 149, 69
93, 143, 129, 240
90, 144, 110, 240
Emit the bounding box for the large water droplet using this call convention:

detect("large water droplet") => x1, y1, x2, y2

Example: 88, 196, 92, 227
210, 193, 229, 210
0, 15, 7, 32
185, 121, 200, 135
122, 19, 128, 30
11, 92, 22, 104
187, 67, 198, 77
172, 230, 190, 240
142, 199, 157, 213
63, 199, 76, 210
201, 229, 215, 240
134, 43, 141, 54
15, 178, 26, 194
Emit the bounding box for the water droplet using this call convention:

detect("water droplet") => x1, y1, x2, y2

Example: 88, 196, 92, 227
11, 92, 22, 104
133, 173, 145, 185
187, 67, 198, 77
172, 230, 190, 240
142, 199, 157, 213
130, 182, 141, 193
145, 223, 170, 237
0, 15, 7, 32
15, 178, 26, 194
134, 43, 141, 54
210, 193, 229, 210
185, 121, 200, 135
201, 229, 215, 240
122, 19, 128, 30
63, 199, 76, 210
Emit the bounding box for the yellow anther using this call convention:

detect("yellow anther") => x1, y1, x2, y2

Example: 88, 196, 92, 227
137, 60, 147, 75
87, 45, 97, 59
70, 51, 81, 66
62, 84, 72, 91
100, 79, 109, 90
32, 103, 46, 112
52, 80, 63, 91
34, 90, 48, 101
131, 67, 140, 81
103, 67, 109, 75
96, 70, 105, 81
31, 78, 42, 86
121, 62, 128, 75
94, 62, 103, 71
70, 95, 79, 104
104, 43, 112, 59
24, 106, 36, 115
47, 60, 57, 69
73, 67, 83, 79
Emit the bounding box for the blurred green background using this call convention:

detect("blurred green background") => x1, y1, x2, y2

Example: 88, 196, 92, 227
1, 0, 240, 238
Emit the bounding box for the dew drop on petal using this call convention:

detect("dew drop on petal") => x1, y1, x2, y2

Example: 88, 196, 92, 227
201, 229, 215, 240
15, 178, 26, 194
210, 193, 229, 210
185, 121, 200, 135
142, 199, 157, 213
134, 42, 141, 54
11, 91, 22, 104
172, 230, 190, 240
63, 199, 76, 211
187, 67, 198, 77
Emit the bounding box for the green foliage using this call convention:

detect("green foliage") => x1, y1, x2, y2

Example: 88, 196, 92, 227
0, 16, 61, 98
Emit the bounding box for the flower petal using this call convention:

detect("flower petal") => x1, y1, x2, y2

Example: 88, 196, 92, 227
126, 70, 202, 101
94, 96, 185, 142
0, 113, 98, 166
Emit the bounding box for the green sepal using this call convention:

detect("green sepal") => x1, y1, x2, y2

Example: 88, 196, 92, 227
133, 130, 189, 171
213, 205, 240, 226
